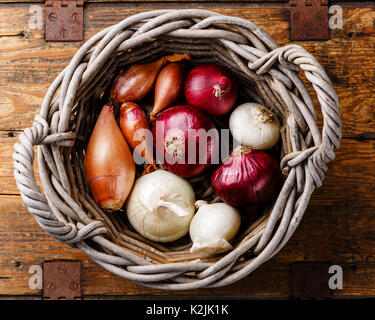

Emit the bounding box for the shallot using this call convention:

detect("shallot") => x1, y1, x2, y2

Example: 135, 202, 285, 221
110, 53, 189, 104
119, 102, 154, 165
84, 104, 135, 212
150, 62, 185, 120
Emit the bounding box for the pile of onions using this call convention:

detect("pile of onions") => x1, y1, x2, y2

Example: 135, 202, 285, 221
211, 146, 282, 207
83, 54, 284, 258
184, 63, 238, 116
152, 105, 219, 178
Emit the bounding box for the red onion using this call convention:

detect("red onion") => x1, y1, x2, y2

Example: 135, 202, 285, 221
184, 63, 238, 116
211, 146, 282, 207
152, 105, 219, 178
238, 203, 262, 222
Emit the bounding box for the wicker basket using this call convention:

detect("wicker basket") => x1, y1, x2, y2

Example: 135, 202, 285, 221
13, 9, 341, 290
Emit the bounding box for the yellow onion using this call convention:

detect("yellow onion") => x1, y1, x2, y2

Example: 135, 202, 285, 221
189, 201, 241, 256
150, 62, 185, 120
229, 102, 280, 150
110, 53, 190, 104
84, 104, 136, 212
126, 170, 195, 243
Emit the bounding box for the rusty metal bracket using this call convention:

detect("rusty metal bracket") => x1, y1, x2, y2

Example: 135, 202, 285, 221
45, 0, 84, 41
42, 260, 83, 300
291, 261, 333, 299
289, 0, 329, 41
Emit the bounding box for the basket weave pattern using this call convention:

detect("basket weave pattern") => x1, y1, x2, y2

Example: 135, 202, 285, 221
13, 9, 341, 290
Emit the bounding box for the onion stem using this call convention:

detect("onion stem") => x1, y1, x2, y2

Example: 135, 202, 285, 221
233, 145, 252, 156
165, 137, 184, 158
257, 108, 275, 123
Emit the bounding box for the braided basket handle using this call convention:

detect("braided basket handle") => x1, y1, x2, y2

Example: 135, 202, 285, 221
12, 115, 107, 244
248, 44, 342, 257
249, 44, 341, 185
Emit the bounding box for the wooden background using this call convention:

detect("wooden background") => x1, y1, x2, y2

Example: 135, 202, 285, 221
0, 0, 374, 299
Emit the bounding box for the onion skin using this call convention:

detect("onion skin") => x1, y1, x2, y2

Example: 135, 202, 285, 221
184, 63, 238, 116
110, 53, 189, 104
189, 202, 241, 256
152, 105, 219, 178
229, 102, 280, 150
84, 104, 136, 212
238, 203, 261, 222
126, 170, 195, 243
211, 147, 282, 207
119, 102, 154, 165
150, 62, 185, 120
110, 60, 163, 104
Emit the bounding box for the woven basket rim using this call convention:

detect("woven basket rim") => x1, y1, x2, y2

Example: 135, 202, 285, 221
13, 9, 341, 290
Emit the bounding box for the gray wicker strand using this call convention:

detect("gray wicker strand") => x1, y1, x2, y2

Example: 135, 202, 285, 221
12, 10, 341, 289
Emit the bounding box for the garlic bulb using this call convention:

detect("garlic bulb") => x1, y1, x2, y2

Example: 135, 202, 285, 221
189, 201, 241, 256
229, 102, 280, 150
126, 170, 195, 242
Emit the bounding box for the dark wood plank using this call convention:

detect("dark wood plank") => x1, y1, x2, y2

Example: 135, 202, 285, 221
309, 139, 375, 208
0, 0, 366, 3
0, 0, 292, 3
0, 131, 41, 195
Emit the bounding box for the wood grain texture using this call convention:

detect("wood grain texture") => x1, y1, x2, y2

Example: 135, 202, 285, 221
0, 0, 294, 3
0, 0, 367, 3
0, 6, 374, 138
0, 2, 374, 298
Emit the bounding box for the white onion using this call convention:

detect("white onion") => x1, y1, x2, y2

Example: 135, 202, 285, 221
189, 201, 241, 256
126, 170, 195, 242
229, 102, 280, 150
